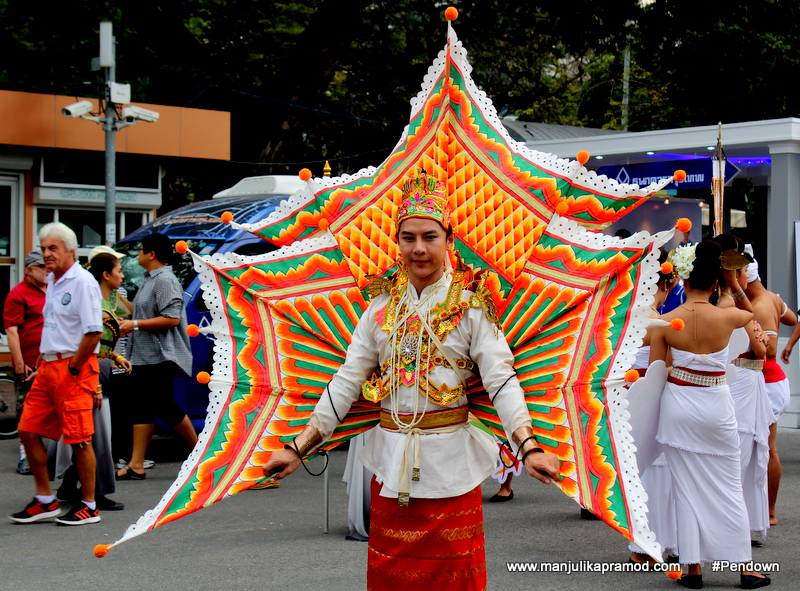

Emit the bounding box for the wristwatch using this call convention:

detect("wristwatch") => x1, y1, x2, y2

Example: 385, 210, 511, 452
134, 320, 140, 331
68, 365, 80, 377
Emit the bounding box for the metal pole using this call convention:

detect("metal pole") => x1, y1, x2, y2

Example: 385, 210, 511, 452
103, 39, 117, 245
621, 46, 630, 131
323, 460, 329, 533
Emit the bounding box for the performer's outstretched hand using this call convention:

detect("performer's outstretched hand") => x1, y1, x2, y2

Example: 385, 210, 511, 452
262, 449, 303, 480
524, 452, 561, 485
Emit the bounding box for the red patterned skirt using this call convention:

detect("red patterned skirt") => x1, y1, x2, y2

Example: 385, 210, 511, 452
367, 477, 486, 591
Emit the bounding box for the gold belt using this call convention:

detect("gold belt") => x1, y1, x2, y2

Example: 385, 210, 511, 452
733, 357, 764, 371
380, 406, 470, 505
379, 406, 469, 431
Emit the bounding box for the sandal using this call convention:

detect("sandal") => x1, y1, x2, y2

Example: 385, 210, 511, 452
116, 467, 146, 481
488, 491, 514, 502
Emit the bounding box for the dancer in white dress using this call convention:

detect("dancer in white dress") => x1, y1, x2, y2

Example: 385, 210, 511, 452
744, 258, 797, 527
713, 247, 771, 544
650, 240, 771, 590
628, 250, 678, 564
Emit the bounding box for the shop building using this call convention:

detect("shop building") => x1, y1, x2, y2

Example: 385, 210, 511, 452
512, 116, 800, 426
0, 88, 229, 363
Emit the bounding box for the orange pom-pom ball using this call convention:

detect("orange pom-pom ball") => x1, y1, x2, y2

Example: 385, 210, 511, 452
624, 369, 640, 383
555, 201, 569, 216
673, 169, 687, 182
175, 240, 188, 254
94, 544, 111, 558
576, 150, 590, 165
670, 318, 685, 331
196, 371, 211, 384
675, 218, 692, 232
187, 324, 200, 338
666, 570, 683, 581
660, 261, 674, 274
298, 168, 312, 181
319, 218, 329, 231
220, 211, 234, 224
445, 6, 458, 20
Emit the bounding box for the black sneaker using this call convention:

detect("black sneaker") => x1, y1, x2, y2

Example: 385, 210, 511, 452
96, 495, 125, 511
9, 498, 61, 523
55, 501, 100, 525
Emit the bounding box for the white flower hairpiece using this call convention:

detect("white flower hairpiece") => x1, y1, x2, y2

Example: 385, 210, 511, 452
668, 244, 696, 280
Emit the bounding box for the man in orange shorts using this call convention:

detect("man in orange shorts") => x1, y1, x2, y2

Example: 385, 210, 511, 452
9, 222, 103, 526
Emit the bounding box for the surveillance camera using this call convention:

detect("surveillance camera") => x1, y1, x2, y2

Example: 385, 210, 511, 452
120, 105, 160, 123
62, 100, 94, 118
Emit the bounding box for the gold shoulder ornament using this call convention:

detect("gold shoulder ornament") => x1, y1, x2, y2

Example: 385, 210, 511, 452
467, 271, 502, 335
365, 273, 396, 300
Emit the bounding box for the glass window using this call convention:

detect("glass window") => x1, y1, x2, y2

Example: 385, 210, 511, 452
57, 209, 105, 248
35, 207, 149, 248
114, 239, 222, 300
36, 208, 55, 236
0, 186, 10, 257
124, 212, 146, 239
43, 149, 159, 190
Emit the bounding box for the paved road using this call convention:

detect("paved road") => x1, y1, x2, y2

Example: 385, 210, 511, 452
1, 430, 798, 591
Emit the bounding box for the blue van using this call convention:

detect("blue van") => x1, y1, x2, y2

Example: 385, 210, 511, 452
114, 175, 305, 432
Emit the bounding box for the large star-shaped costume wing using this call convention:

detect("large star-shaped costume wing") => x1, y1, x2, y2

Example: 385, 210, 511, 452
100, 13, 679, 559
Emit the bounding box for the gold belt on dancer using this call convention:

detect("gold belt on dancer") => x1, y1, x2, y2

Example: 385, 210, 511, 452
380, 407, 470, 506
379, 406, 469, 431
733, 357, 764, 371
668, 366, 726, 387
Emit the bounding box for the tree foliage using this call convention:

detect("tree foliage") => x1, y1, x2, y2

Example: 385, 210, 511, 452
2, 0, 799, 208
628, 0, 800, 130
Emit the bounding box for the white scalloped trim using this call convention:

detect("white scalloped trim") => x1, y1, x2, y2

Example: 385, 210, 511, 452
107, 237, 344, 548
235, 186, 315, 234
544, 213, 675, 558
106, 250, 235, 548
409, 22, 675, 200
243, 22, 671, 239
108, 20, 675, 551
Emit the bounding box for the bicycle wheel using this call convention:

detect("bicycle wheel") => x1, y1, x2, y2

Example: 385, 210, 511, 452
0, 377, 18, 439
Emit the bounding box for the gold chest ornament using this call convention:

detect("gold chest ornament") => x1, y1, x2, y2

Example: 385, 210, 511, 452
362, 261, 501, 406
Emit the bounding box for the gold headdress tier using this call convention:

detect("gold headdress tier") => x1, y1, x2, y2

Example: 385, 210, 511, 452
394, 170, 451, 231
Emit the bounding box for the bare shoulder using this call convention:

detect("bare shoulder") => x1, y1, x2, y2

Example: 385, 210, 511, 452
752, 295, 778, 325
769, 291, 785, 313
719, 304, 753, 328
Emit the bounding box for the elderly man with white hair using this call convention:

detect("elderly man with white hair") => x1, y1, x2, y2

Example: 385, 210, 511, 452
9, 222, 104, 526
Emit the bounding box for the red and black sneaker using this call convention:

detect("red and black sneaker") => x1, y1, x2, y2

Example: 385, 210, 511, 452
55, 501, 100, 526
9, 498, 61, 523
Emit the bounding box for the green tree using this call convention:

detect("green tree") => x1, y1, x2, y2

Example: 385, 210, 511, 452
628, 0, 800, 129
0, 0, 675, 207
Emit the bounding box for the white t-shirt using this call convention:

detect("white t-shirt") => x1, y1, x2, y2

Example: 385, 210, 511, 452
40, 261, 103, 355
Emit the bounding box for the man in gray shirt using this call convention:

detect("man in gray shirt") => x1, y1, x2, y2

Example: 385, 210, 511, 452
116, 233, 196, 479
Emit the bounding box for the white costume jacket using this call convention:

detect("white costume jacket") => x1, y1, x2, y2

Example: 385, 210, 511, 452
309, 270, 532, 499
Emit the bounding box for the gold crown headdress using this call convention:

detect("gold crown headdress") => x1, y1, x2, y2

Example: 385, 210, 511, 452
394, 170, 451, 231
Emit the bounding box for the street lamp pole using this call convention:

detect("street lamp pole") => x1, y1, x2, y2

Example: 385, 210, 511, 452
102, 35, 117, 245
62, 22, 159, 247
